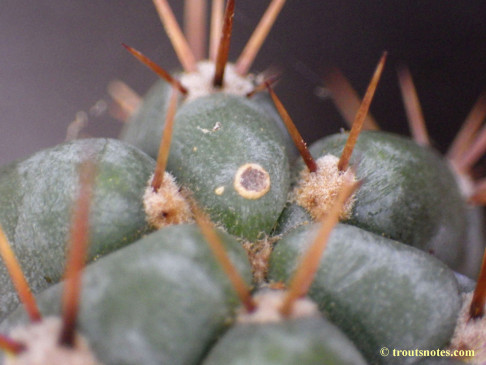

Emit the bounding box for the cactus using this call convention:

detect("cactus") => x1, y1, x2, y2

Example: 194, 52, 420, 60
1, 1, 486, 364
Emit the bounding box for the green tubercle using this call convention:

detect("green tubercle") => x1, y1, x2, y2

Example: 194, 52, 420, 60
167, 93, 290, 241
295, 130, 468, 270
0, 138, 155, 320
1, 224, 252, 365
202, 316, 367, 365
269, 223, 461, 364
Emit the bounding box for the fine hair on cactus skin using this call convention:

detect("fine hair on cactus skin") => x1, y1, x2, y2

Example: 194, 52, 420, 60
142, 85, 192, 229
284, 53, 386, 222
278, 176, 360, 317
325, 60, 486, 205
118, 0, 296, 244
193, 174, 358, 323
4, 1, 486, 364
0, 158, 102, 364
324, 59, 486, 213
324, 55, 486, 362
192, 204, 256, 313
0, 158, 357, 362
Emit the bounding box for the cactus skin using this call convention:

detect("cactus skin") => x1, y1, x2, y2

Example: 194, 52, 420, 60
458, 206, 486, 278
0, 3, 480, 363
247, 92, 299, 161
0, 224, 252, 365
269, 223, 461, 365
272, 202, 312, 237
305, 130, 468, 270
120, 79, 298, 161
123, 85, 292, 241
167, 94, 290, 241
0, 138, 155, 320
120, 79, 173, 159
201, 316, 367, 365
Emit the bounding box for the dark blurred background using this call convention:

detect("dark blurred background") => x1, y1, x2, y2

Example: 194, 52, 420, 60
1, 1, 486, 165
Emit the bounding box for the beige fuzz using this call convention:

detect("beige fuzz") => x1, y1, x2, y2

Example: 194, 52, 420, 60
242, 236, 279, 284
292, 155, 356, 221
143, 173, 193, 229
237, 290, 318, 324
6, 317, 101, 365
179, 61, 255, 102
448, 292, 486, 363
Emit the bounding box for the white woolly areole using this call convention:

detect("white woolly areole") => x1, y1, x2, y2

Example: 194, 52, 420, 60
5, 317, 101, 365
143, 172, 193, 229
292, 155, 357, 221
237, 290, 318, 324
179, 61, 255, 102
448, 292, 486, 363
